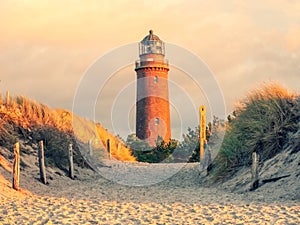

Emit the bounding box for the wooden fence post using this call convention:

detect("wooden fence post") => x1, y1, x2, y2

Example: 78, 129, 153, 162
69, 143, 74, 179
12, 142, 20, 190
107, 139, 111, 159
199, 105, 206, 161
250, 151, 259, 191
89, 139, 93, 156
38, 140, 47, 184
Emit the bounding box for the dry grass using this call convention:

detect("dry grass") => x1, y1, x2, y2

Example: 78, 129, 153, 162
0, 94, 136, 169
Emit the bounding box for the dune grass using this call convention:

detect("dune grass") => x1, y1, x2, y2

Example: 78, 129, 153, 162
0, 94, 135, 170
211, 83, 300, 180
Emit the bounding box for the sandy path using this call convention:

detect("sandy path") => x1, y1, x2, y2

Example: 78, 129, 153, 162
1, 195, 299, 224
0, 162, 299, 224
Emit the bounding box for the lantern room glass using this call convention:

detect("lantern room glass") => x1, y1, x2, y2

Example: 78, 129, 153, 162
139, 40, 165, 55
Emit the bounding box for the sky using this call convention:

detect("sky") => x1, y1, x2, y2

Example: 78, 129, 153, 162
1, 0, 299, 139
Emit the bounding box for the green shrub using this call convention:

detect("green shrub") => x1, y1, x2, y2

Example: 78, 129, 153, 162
178, 127, 200, 162
175, 124, 221, 163
127, 134, 178, 163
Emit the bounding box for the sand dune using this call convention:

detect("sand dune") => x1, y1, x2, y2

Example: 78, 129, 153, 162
0, 160, 299, 224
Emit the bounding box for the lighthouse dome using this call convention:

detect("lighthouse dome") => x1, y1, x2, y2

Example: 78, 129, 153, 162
141, 30, 161, 43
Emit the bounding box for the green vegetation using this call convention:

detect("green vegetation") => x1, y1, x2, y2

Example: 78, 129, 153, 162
126, 134, 178, 163
174, 117, 225, 163
176, 127, 200, 162
211, 84, 300, 180
126, 122, 222, 163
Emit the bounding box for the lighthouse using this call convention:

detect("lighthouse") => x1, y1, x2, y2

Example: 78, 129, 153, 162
135, 30, 171, 146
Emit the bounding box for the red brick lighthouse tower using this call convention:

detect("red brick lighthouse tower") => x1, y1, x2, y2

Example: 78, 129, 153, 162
135, 30, 171, 146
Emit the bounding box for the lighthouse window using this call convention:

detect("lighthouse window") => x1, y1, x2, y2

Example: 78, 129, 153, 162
155, 118, 159, 125
154, 76, 158, 83
147, 46, 152, 53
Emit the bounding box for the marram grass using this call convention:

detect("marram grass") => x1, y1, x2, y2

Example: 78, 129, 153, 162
212, 83, 299, 180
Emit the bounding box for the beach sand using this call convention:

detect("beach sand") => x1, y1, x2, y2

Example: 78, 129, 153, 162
0, 159, 299, 224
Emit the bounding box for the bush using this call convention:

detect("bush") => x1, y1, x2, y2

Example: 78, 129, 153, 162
212, 83, 299, 180
127, 135, 178, 163
175, 124, 220, 163
34, 126, 75, 168
178, 127, 200, 162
